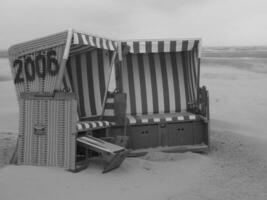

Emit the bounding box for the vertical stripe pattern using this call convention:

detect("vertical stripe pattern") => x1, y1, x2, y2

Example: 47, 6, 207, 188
121, 51, 199, 115
122, 40, 199, 54
66, 49, 114, 118
181, 48, 199, 109
72, 32, 117, 51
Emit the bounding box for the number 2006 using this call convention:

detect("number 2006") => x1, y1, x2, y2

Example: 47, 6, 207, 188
13, 50, 60, 84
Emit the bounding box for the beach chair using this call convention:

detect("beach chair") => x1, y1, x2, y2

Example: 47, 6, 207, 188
8, 29, 128, 172
115, 39, 209, 152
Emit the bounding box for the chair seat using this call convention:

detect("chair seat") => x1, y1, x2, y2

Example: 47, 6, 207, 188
76, 121, 114, 132
126, 112, 199, 125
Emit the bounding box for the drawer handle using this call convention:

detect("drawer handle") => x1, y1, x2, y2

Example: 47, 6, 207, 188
141, 130, 149, 134
160, 124, 166, 128
33, 124, 46, 135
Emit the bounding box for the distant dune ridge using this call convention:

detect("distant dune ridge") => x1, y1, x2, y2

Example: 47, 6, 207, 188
202, 58, 267, 74
202, 46, 267, 74
202, 46, 267, 58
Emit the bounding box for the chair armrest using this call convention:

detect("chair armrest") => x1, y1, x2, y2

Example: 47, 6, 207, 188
198, 86, 210, 120
100, 92, 127, 126
113, 92, 127, 125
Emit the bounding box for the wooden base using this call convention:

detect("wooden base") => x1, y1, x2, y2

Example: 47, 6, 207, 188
76, 135, 128, 173
111, 119, 209, 151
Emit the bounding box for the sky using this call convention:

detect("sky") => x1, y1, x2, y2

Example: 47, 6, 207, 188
0, 0, 267, 49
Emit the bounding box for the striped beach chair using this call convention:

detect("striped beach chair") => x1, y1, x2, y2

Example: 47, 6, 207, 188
8, 29, 128, 172
61, 31, 128, 172
116, 39, 209, 151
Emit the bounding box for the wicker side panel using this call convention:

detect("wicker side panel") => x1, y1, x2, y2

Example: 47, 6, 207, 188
18, 99, 26, 164
56, 99, 66, 167
30, 100, 38, 165
23, 99, 34, 165
17, 93, 77, 168
64, 98, 77, 170
38, 100, 48, 165
47, 99, 55, 165
47, 98, 65, 167
20, 99, 48, 166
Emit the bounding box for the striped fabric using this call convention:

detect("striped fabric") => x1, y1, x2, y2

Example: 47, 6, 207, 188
76, 121, 113, 132
66, 49, 114, 118
182, 49, 199, 108
126, 112, 199, 125
102, 93, 116, 122
121, 49, 199, 115
121, 40, 199, 54
72, 31, 117, 51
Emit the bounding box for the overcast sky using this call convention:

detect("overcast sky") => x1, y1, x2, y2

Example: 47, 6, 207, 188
0, 0, 267, 49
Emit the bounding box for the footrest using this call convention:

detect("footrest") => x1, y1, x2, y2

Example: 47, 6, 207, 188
102, 150, 129, 173
77, 135, 128, 173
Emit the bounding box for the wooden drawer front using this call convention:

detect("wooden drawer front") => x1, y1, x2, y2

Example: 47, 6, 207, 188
158, 124, 168, 147
128, 125, 158, 149
192, 122, 206, 145
167, 123, 194, 146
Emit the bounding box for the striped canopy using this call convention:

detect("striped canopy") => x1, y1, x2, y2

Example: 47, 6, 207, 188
119, 39, 200, 115
121, 39, 200, 54
72, 31, 117, 51
66, 49, 114, 118
8, 30, 202, 120
9, 30, 117, 58
8, 29, 118, 97
70, 31, 117, 57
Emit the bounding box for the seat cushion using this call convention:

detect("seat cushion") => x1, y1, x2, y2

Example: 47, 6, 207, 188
126, 112, 199, 125
76, 121, 114, 132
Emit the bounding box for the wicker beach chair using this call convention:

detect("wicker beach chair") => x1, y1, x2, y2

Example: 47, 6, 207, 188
8, 29, 128, 172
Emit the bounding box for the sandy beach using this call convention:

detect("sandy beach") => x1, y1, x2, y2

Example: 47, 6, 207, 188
0, 54, 267, 200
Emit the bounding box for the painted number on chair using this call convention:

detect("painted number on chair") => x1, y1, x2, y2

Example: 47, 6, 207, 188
13, 50, 60, 84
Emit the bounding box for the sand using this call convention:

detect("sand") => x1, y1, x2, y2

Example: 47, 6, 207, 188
0, 57, 267, 200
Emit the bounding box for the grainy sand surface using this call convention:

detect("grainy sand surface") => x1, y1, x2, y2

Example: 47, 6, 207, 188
0, 57, 267, 200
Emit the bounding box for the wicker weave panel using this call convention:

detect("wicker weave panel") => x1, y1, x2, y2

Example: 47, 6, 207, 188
18, 92, 77, 169
9, 45, 66, 98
